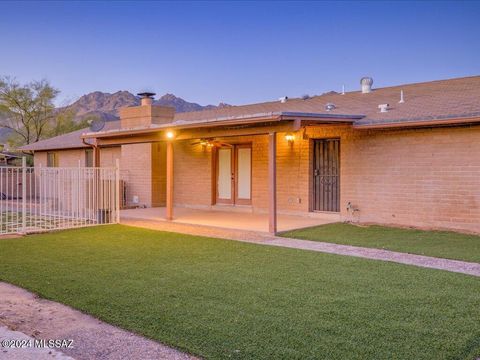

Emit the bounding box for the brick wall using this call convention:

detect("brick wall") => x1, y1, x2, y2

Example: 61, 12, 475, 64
120, 143, 166, 207
33, 124, 480, 233
120, 143, 152, 207
173, 140, 212, 207
172, 125, 480, 233
334, 125, 480, 233
34, 149, 85, 167
152, 142, 167, 207
100, 147, 121, 167
34, 147, 121, 168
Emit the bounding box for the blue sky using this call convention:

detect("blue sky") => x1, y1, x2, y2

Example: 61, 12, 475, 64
0, 1, 479, 106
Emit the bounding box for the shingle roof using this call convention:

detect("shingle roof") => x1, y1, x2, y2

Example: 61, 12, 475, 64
172, 75, 480, 126
20, 75, 480, 151
20, 121, 121, 151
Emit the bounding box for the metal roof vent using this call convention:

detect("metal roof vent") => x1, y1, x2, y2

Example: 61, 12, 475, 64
325, 103, 336, 111
360, 77, 373, 93
378, 103, 389, 113
399, 90, 405, 103
279, 96, 288, 103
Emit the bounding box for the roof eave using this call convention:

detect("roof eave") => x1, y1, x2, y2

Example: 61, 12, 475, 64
82, 112, 363, 139
354, 116, 480, 129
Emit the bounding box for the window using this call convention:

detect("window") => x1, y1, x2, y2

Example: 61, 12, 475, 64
85, 149, 94, 167
46, 152, 58, 167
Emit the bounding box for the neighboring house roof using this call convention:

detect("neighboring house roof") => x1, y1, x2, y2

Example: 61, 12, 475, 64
20, 75, 480, 152
0, 151, 22, 159
20, 121, 121, 151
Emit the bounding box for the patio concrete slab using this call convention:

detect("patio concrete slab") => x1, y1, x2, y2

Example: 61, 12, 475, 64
121, 218, 480, 277
121, 206, 338, 233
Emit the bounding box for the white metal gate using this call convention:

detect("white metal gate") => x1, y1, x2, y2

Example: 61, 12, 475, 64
0, 159, 120, 235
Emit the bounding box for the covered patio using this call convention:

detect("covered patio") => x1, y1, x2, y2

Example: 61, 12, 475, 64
81, 95, 360, 234
121, 207, 339, 233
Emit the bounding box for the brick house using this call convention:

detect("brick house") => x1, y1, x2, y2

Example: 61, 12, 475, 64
20, 76, 480, 234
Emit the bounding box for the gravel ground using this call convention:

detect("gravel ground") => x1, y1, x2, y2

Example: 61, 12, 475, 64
0, 325, 74, 360
123, 218, 480, 277
0, 283, 198, 360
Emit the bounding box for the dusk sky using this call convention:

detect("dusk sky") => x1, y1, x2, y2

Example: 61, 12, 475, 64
1, 1, 479, 106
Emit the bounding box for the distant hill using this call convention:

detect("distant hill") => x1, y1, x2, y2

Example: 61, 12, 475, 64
62, 91, 230, 121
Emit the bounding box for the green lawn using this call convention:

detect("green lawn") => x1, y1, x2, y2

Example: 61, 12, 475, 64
281, 223, 480, 263
0, 225, 479, 359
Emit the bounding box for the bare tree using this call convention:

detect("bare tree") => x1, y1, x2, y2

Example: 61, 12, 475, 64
0, 77, 59, 148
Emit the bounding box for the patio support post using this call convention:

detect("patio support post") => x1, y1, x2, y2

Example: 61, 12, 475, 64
268, 132, 277, 234
166, 141, 174, 220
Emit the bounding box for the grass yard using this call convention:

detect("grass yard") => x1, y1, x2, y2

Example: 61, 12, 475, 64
281, 223, 480, 263
0, 225, 479, 359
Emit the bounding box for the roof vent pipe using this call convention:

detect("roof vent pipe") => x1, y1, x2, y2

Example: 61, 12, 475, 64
360, 77, 373, 93
137, 92, 156, 106
378, 103, 389, 113
279, 96, 288, 103
399, 90, 405, 103
325, 103, 336, 111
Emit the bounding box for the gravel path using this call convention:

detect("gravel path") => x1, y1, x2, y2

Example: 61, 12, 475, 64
0, 325, 74, 360
0, 283, 198, 360
122, 218, 480, 277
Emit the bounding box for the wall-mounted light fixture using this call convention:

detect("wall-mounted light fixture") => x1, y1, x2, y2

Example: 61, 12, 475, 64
285, 133, 295, 144
166, 130, 175, 140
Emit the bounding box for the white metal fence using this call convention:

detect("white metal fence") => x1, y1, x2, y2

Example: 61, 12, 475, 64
0, 159, 120, 235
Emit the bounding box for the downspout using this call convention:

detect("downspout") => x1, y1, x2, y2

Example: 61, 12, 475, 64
82, 138, 100, 167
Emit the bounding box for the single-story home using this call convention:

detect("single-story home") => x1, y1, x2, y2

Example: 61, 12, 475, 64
20, 76, 480, 234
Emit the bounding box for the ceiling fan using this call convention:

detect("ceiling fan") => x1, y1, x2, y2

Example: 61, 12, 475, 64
190, 139, 232, 148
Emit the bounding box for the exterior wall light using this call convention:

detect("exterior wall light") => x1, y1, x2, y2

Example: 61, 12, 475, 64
285, 133, 295, 144
166, 131, 175, 140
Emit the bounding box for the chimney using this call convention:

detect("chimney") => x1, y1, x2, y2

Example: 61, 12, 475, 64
360, 77, 373, 93
120, 92, 175, 129
138, 92, 155, 106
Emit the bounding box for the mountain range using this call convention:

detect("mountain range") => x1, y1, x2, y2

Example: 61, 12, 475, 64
63, 91, 230, 121
0, 91, 230, 145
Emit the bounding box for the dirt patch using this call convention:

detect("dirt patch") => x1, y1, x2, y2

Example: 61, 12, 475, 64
0, 282, 198, 360
0, 325, 74, 359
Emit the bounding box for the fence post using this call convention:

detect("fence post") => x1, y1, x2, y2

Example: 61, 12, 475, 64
21, 157, 27, 232
115, 158, 120, 224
